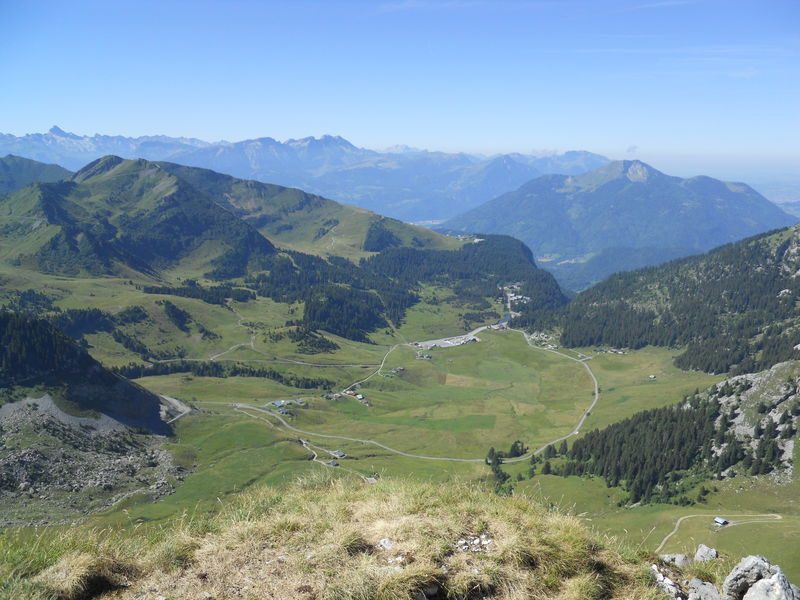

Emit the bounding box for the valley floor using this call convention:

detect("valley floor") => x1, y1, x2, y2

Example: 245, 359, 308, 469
2, 270, 797, 579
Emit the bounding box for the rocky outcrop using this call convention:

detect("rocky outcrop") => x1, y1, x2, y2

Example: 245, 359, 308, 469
663, 553, 693, 568
0, 397, 186, 525
654, 552, 797, 600
689, 578, 721, 600
722, 556, 797, 600
652, 564, 686, 599
661, 545, 718, 569
696, 544, 720, 562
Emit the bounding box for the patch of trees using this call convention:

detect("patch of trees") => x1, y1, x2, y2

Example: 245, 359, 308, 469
115, 305, 148, 325
245, 252, 416, 333
563, 397, 718, 503
485, 447, 511, 494
114, 360, 333, 390
243, 236, 565, 342
50, 308, 114, 338
0, 312, 95, 385
141, 281, 255, 305
285, 327, 340, 354
2, 289, 57, 313
555, 391, 791, 504
111, 329, 150, 358
362, 236, 565, 311
362, 220, 401, 252
302, 285, 388, 343
485, 441, 529, 494
161, 301, 191, 332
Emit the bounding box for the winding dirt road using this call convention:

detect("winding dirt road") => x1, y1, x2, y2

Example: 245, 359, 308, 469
655, 513, 783, 553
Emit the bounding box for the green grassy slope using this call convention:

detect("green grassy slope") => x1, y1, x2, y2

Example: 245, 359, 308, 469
0, 156, 277, 278
157, 161, 461, 260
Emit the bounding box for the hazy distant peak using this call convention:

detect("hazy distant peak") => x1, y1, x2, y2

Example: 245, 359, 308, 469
285, 134, 357, 150
589, 159, 662, 185
445, 158, 795, 289
48, 125, 81, 139
625, 160, 652, 182
383, 144, 424, 154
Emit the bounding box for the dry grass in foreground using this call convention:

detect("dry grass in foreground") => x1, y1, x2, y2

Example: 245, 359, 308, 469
4, 472, 664, 600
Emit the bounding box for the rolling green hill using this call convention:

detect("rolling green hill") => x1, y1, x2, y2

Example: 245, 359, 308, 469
561, 224, 800, 373
445, 160, 796, 290
0, 155, 71, 196
0, 156, 277, 278
156, 161, 460, 260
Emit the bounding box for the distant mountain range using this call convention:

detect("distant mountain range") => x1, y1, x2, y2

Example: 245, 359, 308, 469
444, 160, 797, 290
0, 127, 609, 221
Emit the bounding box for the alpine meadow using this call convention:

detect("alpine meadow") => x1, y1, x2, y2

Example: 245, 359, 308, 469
1, 2, 799, 599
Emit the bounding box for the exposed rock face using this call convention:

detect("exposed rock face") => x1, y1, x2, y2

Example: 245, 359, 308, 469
696, 544, 720, 563
742, 572, 796, 600
722, 556, 797, 600
653, 554, 797, 600
710, 363, 800, 481
689, 578, 721, 600
652, 564, 686, 599
663, 553, 693, 568
0, 396, 185, 525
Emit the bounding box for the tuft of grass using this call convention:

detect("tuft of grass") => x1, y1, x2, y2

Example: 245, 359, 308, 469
34, 553, 138, 600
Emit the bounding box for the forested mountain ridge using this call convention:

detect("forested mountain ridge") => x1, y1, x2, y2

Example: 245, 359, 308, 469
0, 312, 168, 433
0, 154, 72, 195
561, 224, 800, 373
244, 233, 567, 341
445, 160, 796, 290
0, 126, 609, 221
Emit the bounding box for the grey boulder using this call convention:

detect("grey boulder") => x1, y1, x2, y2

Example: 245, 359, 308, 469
689, 578, 721, 600
723, 556, 797, 600
742, 571, 796, 600
662, 553, 693, 568
695, 544, 719, 562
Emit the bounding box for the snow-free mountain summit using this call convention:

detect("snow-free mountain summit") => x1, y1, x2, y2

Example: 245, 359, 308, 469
445, 160, 797, 289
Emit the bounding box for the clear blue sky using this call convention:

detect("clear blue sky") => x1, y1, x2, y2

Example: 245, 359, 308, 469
1, 0, 798, 180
